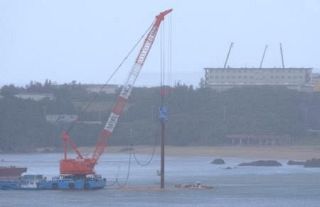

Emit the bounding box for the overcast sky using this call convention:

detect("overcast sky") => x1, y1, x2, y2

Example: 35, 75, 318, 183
1, 0, 320, 87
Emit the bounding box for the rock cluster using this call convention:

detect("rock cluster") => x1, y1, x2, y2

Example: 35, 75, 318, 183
287, 160, 305, 165
238, 160, 282, 167
210, 158, 225, 165
304, 158, 320, 168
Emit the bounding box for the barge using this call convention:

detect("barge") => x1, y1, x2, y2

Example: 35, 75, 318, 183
0, 174, 106, 190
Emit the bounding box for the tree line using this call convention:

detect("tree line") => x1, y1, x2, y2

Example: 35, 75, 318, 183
0, 81, 320, 152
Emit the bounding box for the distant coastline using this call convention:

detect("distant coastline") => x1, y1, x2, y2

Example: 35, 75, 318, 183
115, 145, 320, 160
1, 145, 320, 161
79, 145, 320, 160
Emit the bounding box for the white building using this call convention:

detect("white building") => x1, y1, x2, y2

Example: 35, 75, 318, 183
83, 84, 118, 94
204, 67, 312, 91
45, 114, 78, 123
15, 93, 55, 101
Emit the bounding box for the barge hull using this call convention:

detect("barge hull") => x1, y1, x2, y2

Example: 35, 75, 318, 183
0, 174, 106, 190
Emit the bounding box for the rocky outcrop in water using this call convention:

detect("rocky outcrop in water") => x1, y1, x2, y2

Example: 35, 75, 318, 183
304, 158, 320, 168
287, 160, 305, 165
238, 160, 282, 167
211, 158, 225, 165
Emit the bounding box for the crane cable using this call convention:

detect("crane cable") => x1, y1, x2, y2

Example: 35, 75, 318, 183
105, 147, 133, 187
115, 149, 133, 187
132, 129, 159, 166
161, 16, 165, 92
108, 14, 172, 186
168, 13, 173, 89
57, 21, 153, 187
132, 16, 167, 167
132, 14, 172, 167
62, 22, 154, 134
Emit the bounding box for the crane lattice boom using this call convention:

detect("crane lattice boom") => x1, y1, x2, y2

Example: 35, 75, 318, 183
60, 9, 172, 175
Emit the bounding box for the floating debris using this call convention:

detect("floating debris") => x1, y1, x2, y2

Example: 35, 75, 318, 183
174, 182, 213, 190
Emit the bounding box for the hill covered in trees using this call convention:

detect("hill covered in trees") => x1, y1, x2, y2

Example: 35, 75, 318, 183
1, 81, 320, 152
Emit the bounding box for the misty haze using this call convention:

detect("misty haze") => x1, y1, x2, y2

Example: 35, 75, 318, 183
1, 1, 320, 207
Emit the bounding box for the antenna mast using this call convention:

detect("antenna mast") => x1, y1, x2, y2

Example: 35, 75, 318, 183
259, 45, 268, 69
224, 42, 234, 68
280, 43, 285, 68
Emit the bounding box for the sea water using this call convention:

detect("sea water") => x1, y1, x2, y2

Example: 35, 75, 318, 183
0, 153, 320, 207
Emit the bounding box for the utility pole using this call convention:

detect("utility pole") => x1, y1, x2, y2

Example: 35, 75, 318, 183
159, 91, 167, 189
160, 115, 165, 188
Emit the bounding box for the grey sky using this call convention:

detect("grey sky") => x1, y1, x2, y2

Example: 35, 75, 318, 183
1, 0, 319, 87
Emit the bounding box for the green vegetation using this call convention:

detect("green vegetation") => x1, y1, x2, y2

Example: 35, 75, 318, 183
1, 81, 320, 152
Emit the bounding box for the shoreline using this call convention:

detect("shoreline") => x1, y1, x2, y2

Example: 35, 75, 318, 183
92, 145, 320, 160
2, 145, 320, 160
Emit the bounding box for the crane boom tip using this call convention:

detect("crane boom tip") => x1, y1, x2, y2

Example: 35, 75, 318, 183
157, 9, 173, 20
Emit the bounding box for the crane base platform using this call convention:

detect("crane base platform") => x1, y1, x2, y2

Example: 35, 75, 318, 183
0, 174, 106, 190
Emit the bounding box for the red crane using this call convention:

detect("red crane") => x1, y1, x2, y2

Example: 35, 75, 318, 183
60, 9, 172, 175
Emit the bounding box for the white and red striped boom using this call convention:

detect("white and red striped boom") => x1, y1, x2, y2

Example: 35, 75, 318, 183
92, 9, 172, 162
60, 9, 172, 175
